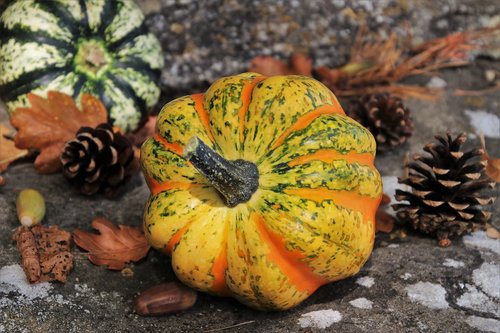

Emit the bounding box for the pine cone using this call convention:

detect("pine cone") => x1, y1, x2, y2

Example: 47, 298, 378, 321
60, 123, 139, 197
393, 133, 496, 247
348, 93, 414, 151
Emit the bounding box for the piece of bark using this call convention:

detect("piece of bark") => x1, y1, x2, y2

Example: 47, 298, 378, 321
12, 225, 73, 283
12, 226, 41, 283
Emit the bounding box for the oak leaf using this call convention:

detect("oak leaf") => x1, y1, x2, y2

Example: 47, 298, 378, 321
10, 91, 108, 174
248, 54, 312, 77
479, 133, 500, 182
0, 124, 28, 172
73, 217, 150, 270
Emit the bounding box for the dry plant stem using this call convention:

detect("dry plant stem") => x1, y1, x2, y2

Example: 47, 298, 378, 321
0, 150, 29, 166
454, 83, 500, 96
318, 26, 498, 99
203, 321, 256, 333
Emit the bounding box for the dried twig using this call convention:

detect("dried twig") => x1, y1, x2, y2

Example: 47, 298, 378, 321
204, 321, 256, 333
454, 82, 500, 96
316, 26, 499, 98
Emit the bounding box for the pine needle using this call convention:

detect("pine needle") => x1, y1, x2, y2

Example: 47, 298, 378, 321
316, 26, 499, 99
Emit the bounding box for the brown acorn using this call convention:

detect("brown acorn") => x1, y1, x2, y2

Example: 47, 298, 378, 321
134, 282, 197, 316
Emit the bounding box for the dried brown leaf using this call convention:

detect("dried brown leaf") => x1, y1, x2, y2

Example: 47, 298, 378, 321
479, 133, 500, 182
381, 193, 391, 206
10, 91, 107, 174
376, 194, 396, 233
126, 115, 157, 147
73, 217, 150, 270
248, 54, 312, 77
0, 124, 28, 172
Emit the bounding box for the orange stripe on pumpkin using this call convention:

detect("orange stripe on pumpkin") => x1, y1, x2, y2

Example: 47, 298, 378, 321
145, 176, 202, 196
330, 92, 345, 114
210, 239, 230, 295
191, 93, 215, 143
238, 76, 267, 143
167, 221, 193, 254
272, 105, 344, 150
154, 134, 183, 155
288, 149, 375, 167
253, 213, 326, 294
284, 188, 381, 226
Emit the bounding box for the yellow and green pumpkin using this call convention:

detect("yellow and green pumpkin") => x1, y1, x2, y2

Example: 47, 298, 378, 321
141, 73, 383, 311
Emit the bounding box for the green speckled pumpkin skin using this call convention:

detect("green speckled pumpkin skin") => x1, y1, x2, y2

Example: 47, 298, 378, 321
0, 0, 164, 132
141, 73, 383, 311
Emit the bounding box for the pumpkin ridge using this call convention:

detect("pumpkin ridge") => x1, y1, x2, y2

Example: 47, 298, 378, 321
287, 149, 375, 167
255, 190, 369, 279
210, 231, 230, 295
0, 26, 75, 51
253, 213, 326, 294
167, 220, 194, 254
284, 188, 380, 226
271, 104, 345, 150
153, 134, 183, 155
38, 1, 80, 36
1, 65, 73, 102
191, 93, 215, 143
145, 176, 203, 196
238, 75, 266, 144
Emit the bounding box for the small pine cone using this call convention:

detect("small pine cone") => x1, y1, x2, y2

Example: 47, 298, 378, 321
392, 133, 496, 246
348, 93, 414, 151
60, 123, 139, 197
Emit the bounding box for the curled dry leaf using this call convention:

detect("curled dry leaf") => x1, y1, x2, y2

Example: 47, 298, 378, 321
12, 226, 40, 283
376, 193, 396, 233
73, 217, 150, 270
12, 225, 73, 283
479, 133, 500, 182
248, 54, 312, 77
10, 91, 107, 174
0, 123, 28, 172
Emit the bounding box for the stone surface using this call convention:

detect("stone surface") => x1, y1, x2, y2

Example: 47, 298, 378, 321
1, 0, 500, 332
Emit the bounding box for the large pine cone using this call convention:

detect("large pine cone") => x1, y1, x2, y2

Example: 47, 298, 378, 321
60, 123, 139, 197
348, 93, 414, 152
392, 133, 496, 247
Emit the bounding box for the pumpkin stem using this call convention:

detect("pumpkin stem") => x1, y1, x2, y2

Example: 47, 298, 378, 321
183, 137, 259, 207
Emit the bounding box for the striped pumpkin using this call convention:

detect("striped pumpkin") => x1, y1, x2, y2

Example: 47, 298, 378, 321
141, 73, 383, 311
0, 0, 164, 132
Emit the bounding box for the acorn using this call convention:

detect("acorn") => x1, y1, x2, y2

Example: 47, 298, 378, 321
16, 189, 45, 227
134, 282, 197, 316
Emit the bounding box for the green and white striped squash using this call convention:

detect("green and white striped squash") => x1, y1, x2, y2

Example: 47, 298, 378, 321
0, 0, 164, 132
